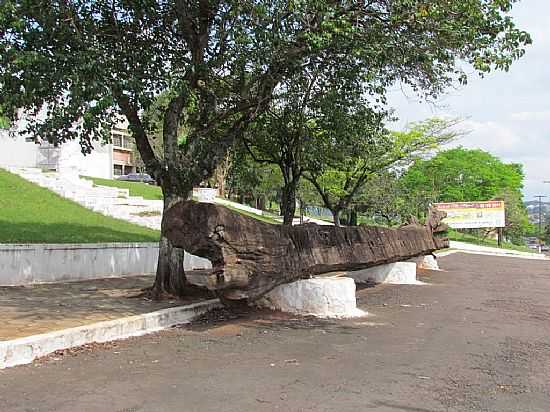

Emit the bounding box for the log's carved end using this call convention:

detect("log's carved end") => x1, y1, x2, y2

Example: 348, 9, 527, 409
425, 206, 449, 250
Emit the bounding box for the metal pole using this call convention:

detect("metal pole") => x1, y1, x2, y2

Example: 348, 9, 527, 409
534, 195, 547, 252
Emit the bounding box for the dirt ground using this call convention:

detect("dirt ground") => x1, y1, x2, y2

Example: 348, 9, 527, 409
2, 252, 550, 412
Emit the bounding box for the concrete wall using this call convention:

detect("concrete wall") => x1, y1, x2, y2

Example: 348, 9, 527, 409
0, 131, 39, 168
0, 243, 212, 286
59, 139, 113, 179
79, 144, 113, 179
0, 131, 113, 179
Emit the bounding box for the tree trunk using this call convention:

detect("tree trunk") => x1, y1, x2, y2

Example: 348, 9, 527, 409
281, 182, 297, 225
151, 192, 190, 298
332, 208, 341, 226
349, 208, 358, 226
258, 195, 266, 211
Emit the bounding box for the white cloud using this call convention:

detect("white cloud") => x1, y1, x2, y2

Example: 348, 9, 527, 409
511, 111, 550, 121
453, 120, 525, 157
387, 1, 550, 200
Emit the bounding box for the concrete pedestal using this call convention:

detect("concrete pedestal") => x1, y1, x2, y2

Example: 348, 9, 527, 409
257, 277, 366, 318
348, 262, 419, 285
409, 255, 440, 271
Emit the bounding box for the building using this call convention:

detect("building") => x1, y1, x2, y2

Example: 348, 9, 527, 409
0, 121, 141, 179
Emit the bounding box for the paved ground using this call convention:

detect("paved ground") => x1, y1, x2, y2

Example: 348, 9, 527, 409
0, 276, 210, 340
2, 253, 550, 411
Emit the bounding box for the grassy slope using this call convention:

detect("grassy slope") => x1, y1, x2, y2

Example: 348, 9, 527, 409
83, 176, 163, 200
84, 176, 282, 224
222, 203, 281, 225
0, 169, 160, 243
448, 229, 533, 253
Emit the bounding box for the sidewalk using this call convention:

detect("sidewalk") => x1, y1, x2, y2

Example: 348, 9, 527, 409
441, 240, 549, 260
0, 276, 214, 340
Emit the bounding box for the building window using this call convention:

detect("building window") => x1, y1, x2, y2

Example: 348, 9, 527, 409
112, 133, 123, 147
113, 164, 123, 176
112, 131, 133, 150
123, 137, 133, 149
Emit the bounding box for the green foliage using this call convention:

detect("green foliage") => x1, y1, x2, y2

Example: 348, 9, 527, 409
0, 0, 531, 194
352, 172, 413, 226
401, 147, 530, 243
0, 169, 160, 243
226, 145, 283, 209
401, 147, 524, 202
544, 218, 550, 244
306, 117, 459, 224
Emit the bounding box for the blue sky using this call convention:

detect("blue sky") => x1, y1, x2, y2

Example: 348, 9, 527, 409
387, 0, 550, 201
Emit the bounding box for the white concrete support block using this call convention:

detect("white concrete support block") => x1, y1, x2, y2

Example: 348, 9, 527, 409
409, 255, 440, 271
348, 262, 420, 285
257, 277, 366, 319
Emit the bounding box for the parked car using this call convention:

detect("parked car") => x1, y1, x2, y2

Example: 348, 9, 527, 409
116, 173, 156, 185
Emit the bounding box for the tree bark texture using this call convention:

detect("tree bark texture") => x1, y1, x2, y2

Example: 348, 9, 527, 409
281, 182, 297, 226
164, 201, 449, 302
151, 192, 189, 298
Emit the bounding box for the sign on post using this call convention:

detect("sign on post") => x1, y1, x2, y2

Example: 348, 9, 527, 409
197, 188, 218, 203
434, 201, 505, 229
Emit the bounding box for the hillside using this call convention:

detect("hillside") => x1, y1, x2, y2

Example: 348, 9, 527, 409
0, 169, 160, 243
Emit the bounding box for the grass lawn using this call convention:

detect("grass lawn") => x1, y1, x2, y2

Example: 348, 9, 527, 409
83, 176, 163, 200
0, 169, 160, 243
222, 203, 281, 225
448, 229, 533, 253
83, 176, 284, 225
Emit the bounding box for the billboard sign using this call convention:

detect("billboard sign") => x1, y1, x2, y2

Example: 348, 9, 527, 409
434, 201, 505, 229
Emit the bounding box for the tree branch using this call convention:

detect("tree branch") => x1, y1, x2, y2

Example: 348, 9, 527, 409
113, 89, 160, 175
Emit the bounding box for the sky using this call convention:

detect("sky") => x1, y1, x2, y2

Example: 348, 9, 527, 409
387, 0, 550, 202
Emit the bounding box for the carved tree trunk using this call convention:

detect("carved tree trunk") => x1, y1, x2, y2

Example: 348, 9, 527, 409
164, 201, 448, 303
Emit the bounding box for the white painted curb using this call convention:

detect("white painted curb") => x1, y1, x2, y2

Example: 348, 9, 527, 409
0, 299, 221, 369
438, 246, 549, 261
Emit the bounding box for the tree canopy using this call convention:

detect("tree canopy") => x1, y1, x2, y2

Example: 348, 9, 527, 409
0, 0, 531, 297
1, 1, 531, 194
401, 147, 530, 243
305, 118, 460, 225
401, 147, 524, 203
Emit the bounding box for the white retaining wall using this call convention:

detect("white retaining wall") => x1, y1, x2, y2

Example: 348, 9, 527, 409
0, 243, 212, 286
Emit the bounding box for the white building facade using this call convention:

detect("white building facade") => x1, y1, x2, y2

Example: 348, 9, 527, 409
0, 125, 140, 179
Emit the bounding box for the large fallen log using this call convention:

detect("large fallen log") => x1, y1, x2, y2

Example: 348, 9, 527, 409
164, 201, 448, 302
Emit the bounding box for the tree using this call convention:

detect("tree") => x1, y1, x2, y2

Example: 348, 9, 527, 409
225, 144, 282, 210
305, 118, 459, 225
243, 63, 374, 225
1, 1, 531, 297
352, 172, 411, 227
495, 188, 532, 244
544, 217, 550, 245
401, 148, 524, 202
401, 147, 530, 243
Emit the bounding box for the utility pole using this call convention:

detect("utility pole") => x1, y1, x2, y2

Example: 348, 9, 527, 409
534, 195, 547, 253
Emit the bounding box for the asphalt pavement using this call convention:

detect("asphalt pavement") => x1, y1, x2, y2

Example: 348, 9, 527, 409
2, 253, 550, 412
